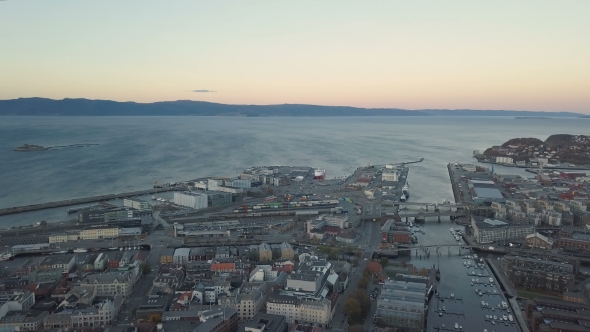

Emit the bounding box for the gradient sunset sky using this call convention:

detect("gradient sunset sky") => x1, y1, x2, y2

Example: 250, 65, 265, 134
1, 1, 589, 113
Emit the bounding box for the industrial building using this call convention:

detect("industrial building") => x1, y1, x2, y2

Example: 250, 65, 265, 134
376, 274, 429, 332
468, 179, 505, 204
173, 191, 208, 210
471, 216, 535, 244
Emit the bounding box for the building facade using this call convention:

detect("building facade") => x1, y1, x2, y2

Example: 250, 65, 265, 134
174, 191, 208, 210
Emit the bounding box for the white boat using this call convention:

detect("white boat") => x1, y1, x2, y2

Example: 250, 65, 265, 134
473, 254, 478, 259
55, 250, 68, 254
454, 323, 459, 329
151, 196, 156, 200
489, 278, 494, 283
402, 184, 410, 198
479, 291, 483, 296
503, 315, 507, 320
450, 293, 454, 298
481, 301, 486, 306
400, 194, 406, 202
119, 247, 123, 251
508, 314, 514, 322
493, 315, 497, 320
109, 247, 118, 250
73, 248, 87, 253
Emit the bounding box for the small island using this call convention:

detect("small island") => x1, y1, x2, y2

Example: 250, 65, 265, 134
14, 144, 50, 152
474, 134, 590, 169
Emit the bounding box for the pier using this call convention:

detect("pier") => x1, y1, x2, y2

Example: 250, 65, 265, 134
0, 187, 186, 216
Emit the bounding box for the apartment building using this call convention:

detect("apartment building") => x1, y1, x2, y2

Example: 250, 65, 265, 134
80, 271, 136, 297
266, 290, 332, 325
501, 252, 577, 293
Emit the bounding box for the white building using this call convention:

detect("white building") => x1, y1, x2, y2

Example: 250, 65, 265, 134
228, 179, 251, 189
381, 171, 398, 182
471, 217, 535, 244
173, 191, 208, 210
123, 198, 151, 212
495, 156, 514, 164
249, 265, 278, 282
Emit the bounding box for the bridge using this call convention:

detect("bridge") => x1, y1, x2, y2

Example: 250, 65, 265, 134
396, 202, 464, 209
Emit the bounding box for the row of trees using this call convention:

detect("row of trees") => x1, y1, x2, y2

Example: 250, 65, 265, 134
343, 289, 371, 323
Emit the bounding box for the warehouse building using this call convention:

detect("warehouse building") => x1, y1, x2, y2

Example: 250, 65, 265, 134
376, 274, 428, 332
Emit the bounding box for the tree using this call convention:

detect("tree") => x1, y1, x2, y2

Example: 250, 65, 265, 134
149, 313, 162, 323
380, 257, 389, 268
358, 277, 370, 290
140, 262, 152, 276
353, 290, 371, 317
343, 298, 361, 319
419, 267, 428, 276
412, 266, 418, 275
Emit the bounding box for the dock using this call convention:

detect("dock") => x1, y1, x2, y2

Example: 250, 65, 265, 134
0, 187, 185, 216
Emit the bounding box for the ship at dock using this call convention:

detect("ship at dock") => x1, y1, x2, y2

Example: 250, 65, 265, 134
14, 144, 50, 152
313, 168, 326, 180
402, 183, 410, 198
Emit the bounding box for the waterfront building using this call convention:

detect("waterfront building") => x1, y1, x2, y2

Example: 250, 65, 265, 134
558, 227, 590, 252
123, 198, 151, 212
470, 216, 535, 244
524, 296, 590, 332
381, 219, 412, 244
375, 275, 428, 332
501, 251, 577, 293
173, 191, 208, 210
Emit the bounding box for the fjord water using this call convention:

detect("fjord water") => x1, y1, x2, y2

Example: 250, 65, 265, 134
0, 116, 588, 227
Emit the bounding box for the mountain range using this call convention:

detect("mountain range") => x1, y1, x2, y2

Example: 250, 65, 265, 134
0, 98, 585, 117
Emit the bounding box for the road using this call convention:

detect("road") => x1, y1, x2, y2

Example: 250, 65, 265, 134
330, 219, 383, 332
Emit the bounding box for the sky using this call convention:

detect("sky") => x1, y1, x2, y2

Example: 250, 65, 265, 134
1, 1, 589, 113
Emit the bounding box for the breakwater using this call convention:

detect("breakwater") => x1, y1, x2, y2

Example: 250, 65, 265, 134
0, 187, 185, 216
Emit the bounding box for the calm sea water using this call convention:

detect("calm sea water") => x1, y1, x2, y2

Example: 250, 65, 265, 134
0, 116, 588, 227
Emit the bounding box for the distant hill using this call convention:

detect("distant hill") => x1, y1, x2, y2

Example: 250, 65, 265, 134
483, 134, 590, 165
0, 98, 584, 117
